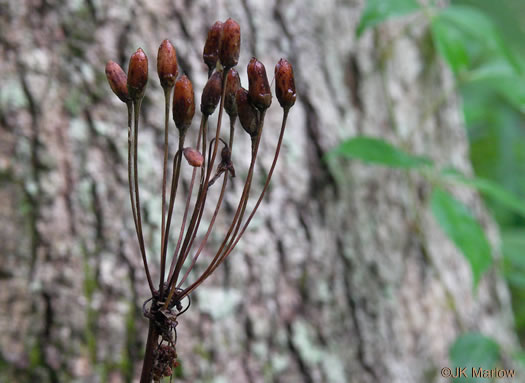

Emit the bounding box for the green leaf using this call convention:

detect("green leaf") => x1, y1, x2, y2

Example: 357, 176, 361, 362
329, 136, 433, 168
450, 333, 500, 382
441, 170, 525, 218
430, 188, 492, 287
356, 0, 421, 37
431, 5, 519, 76
502, 230, 525, 289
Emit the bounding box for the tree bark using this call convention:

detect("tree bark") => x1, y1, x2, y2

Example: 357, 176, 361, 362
0, 0, 518, 382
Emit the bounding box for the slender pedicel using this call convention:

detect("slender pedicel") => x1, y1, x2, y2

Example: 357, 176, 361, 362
157, 39, 178, 296
169, 70, 230, 289
167, 118, 205, 283
133, 98, 155, 293
107, 20, 295, 382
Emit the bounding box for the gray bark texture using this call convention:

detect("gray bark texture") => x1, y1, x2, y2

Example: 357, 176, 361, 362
0, 0, 519, 382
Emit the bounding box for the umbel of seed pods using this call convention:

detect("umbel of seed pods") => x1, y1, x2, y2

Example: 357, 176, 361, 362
106, 18, 295, 382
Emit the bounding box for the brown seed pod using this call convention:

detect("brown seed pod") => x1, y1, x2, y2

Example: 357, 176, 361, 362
236, 87, 258, 137
105, 61, 130, 103
221, 145, 231, 162
219, 18, 240, 68
247, 57, 272, 111
203, 21, 223, 71
173, 75, 195, 134
224, 69, 241, 118
127, 48, 149, 101
201, 70, 223, 116
157, 39, 179, 89
183, 147, 204, 167
275, 58, 296, 109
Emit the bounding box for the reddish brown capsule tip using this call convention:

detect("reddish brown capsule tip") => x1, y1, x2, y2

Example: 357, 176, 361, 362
183, 147, 204, 167
105, 61, 130, 103
127, 48, 148, 101
224, 69, 241, 117
201, 70, 223, 116
157, 39, 179, 89
173, 75, 195, 133
247, 57, 272, 111
219, 18, 240, 68
275, 58, 296, 109
236, 87, 258, 137
203, 21, 223, 71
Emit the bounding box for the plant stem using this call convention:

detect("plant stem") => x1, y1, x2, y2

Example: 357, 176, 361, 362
139, 317, 159, 383
159, 86, 173, 297
182, 108, 288, 299
167, 117, 206, 283
132, 98, 154, 293
163, 69, 230, 309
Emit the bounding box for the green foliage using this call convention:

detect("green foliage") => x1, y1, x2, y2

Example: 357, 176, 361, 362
430, 5, 518, 77
442, 169, 525, 218
329, 136, 432, 168
430, 188, 492, 288
356, 0, 421, 36
355, 0, 525, 350
450, 333, 500, 381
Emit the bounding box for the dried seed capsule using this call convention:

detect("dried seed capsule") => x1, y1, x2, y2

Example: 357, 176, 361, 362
221, 145, 231, 162
157, 39, 179, 89
127, 48, 149, 101
224, 69, 241, 118
105, 61, 130, 103
203, 21, 223, 71
236, 87, 258, 137
275, 58, 296, 109
173, 75, 195, 134
247, 57, 272, 111
201, 70, 223, 116
219, 18, 240, 68
183, 147, 204, 167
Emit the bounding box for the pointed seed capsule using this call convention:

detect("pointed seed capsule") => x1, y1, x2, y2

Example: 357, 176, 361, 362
224, 69, 241, 118
105, 61, 130, 103
236, 87, 258, 137
183, 147, 204, 167
203, 21, 223, 71
173, 75, 195, 135
219, 18, 240, 68
275, 58, 296, 109
157, 39, 179, 89
201, 70, 223, 116
127, 48, 149, 101
173, 75, 195, 134
247, 57, 272, 111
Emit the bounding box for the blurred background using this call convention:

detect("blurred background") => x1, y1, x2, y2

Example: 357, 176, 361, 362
1, 0, 524, 382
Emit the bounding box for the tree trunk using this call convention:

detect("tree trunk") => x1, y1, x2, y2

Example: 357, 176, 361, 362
0, 0, 518, 382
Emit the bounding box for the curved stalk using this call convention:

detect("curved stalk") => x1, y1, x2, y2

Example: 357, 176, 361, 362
181, 109, 288, 299
132, 98, 154, 293
159, 86, 173, 297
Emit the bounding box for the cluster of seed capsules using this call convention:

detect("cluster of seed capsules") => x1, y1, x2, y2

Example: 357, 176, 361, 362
105, 16, 295, 337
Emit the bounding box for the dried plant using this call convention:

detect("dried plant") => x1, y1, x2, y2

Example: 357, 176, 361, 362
105, 18, 296, 382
